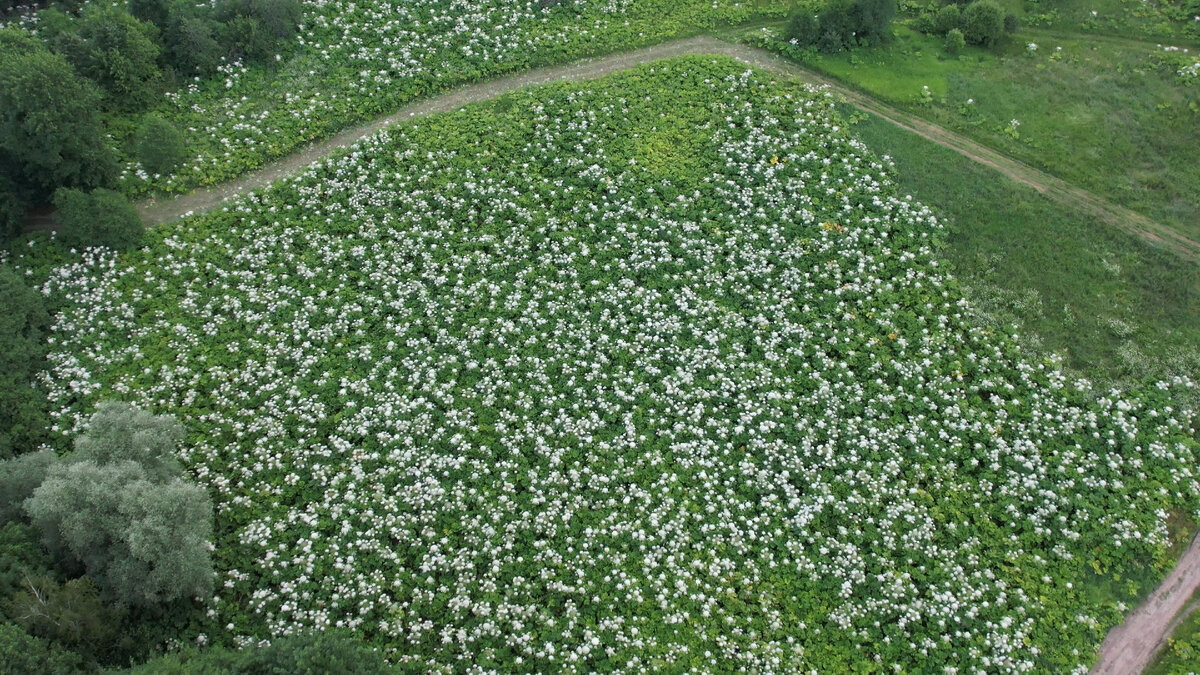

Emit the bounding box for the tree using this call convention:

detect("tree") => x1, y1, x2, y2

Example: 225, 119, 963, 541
165, 9, 224, 75
0, 622, 84, 675
0, 451, 55, 522
0, 176, 23, 243
23, 402, 214, 609
0, 266, 52, 458
933, 4, 961, 36
136, 116, 188, 175
0, 42, 116, 201
41, 6, 163, 110
962, 0, 1005, 47
215, 0, 301, 61
128, 0, 171, 33
786, 0, 897, 52
53, 187, 144, 252
853, 0, 896, 45
3, 575, 125, 662
71, 400, 185, 481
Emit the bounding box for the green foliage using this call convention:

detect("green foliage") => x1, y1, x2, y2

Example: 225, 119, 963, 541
41, 6, 164, 111
0, 622, 85, 675
961, 0, 1005, 46
215, 0, 302, 62
164, 9, 224, 76
0, 45, 116, 201
1147, 592, 1200, 674
53, 187, 144, 252
128, 0, 171, 33
0, 451, 55, 523
24, 402, 213, 608
786, 0, 898, 51
787, 10, 821, 48
136, 117, 188, 176
844, 107, 1200, 389
0, 176, 24, 243
933, 4, 961, 35
944, 28, 966, 54
73, 400, 186, 482
0, 523, 51, 606
0, 266, 51, 459
4, 575, 125, 663
129, 631, 397, 674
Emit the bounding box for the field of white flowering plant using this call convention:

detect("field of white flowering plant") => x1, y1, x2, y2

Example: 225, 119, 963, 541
103, 0, 792, 195
38, 57, 1199, 671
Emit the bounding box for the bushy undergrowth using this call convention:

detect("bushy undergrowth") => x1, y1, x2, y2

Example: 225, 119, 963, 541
29, 58, 1200, 671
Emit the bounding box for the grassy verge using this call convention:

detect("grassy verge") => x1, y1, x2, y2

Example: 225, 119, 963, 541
840, 104, 1200, 395
742, 23, 1200, 242
1148, 584, 1200, 674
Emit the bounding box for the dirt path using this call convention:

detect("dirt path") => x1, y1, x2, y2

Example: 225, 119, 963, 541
135, 36, 1200, 262
1092, 533, 1200, 674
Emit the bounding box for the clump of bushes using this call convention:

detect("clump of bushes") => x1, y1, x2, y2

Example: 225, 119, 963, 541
914, 0, 1018, 51
786, 0, 897, 52
52, 187, 143, 252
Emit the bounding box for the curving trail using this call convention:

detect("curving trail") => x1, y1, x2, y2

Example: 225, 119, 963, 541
1091, 533, 1200, 674
130, 34, 1200, 670
136, 36, 1200, 262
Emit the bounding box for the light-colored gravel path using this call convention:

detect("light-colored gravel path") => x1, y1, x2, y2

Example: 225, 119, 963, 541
135, 36, 1200, 262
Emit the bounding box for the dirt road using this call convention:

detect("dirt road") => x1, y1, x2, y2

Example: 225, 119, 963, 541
135, 36, 1200, 262
1092, 534, 1200, 673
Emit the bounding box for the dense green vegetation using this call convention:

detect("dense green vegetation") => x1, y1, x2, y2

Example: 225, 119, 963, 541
745, 17, 1200, 242
842, 105, 1200, 394
15, 57, 1198, 670
2, 0, 1198, 669
0, 402, 214, 669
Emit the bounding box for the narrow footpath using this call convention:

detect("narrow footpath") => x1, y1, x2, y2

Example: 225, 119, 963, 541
131, 34, 1200, 672
136, 36, 1200, 262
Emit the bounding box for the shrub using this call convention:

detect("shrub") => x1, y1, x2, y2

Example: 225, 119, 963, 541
933, 4, 961, 35
945, 27, 966, 54
786, 10, 821, 48
53, 187, 144, 252
962, 0, 1005, 46
136, 117, 188, 176
1004, 12, 1020, 33
129, 631, 397, 674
